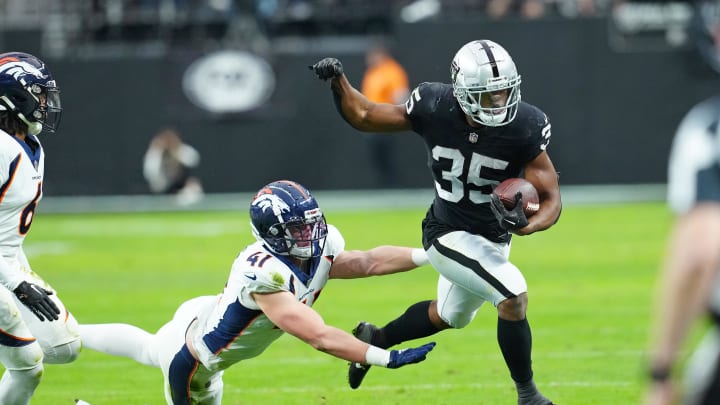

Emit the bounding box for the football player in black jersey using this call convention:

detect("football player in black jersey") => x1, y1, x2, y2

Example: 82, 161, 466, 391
311, 39, 561, 405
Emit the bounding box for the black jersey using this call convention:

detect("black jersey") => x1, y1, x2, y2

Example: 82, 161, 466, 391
405, 82, 551, 246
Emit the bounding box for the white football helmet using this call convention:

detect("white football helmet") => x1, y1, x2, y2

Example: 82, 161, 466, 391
451, 40, 521, 127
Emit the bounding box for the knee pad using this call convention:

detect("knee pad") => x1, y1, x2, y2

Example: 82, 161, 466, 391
42, 339, 81, 364
6, 362, 43, 380
0, 342, 44, 370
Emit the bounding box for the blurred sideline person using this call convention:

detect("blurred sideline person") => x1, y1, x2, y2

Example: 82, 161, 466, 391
143, 128, 204, 205
0, 52, 81, 404
645, 95, 720, 405
311, 39, 561, 405
80, 180, 436, 405
360, 44, 410, 188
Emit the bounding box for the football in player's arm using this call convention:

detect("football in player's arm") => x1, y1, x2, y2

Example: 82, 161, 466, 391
311, 40, 561, 405
79, 180, 435, 404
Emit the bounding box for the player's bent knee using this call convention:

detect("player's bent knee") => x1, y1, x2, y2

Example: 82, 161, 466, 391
440, 312, 473, 329
1, 342, 44, 371
42, 339, 81, 364
8, 362, 44, 381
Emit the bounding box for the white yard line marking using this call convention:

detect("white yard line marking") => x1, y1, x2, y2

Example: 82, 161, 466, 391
23, 242, 74, 257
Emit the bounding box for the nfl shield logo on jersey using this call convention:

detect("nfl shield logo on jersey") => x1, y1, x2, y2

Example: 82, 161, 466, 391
468, 132, 479, 143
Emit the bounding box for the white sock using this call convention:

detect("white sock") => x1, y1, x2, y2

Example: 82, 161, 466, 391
0, 364, 42, 405
79, 323, 157, 367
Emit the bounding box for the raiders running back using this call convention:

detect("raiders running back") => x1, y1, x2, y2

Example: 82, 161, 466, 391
405, 82, 552, 245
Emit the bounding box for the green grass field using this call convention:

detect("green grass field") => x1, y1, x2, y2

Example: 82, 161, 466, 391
17, 203, 685, 404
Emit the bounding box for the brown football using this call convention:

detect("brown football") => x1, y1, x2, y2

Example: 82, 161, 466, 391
492, 178, 540, 217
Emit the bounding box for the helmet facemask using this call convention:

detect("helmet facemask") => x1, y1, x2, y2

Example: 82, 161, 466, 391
33, 82, 62, 134
267, 211, 328, 259
454, 77, 521, 127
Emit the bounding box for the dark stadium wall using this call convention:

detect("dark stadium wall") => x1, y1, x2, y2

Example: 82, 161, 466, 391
28, 18, 720, 196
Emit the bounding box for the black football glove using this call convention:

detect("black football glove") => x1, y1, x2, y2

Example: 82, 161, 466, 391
490, 192, 529, 232
309, 58, 344, 81
13, 281, 60, 321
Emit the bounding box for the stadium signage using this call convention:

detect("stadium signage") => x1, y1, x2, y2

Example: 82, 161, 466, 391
182, 50, 275, 114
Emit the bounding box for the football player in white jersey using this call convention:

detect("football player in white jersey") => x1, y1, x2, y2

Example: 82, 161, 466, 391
0, 52, 81, 405
645, 95, 720, 405
80, 180, 436, 404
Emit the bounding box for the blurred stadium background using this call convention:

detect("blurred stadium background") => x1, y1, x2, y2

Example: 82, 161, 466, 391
2, 0, 719, 204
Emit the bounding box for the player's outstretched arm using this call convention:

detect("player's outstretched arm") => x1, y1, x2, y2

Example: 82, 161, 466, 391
254, 291, 435, 367
329, 246, 429, 279
310, 58, 411, 133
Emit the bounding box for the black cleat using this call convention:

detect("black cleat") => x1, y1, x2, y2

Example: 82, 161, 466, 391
348, 321, 379, 389
518, 396, 555, 405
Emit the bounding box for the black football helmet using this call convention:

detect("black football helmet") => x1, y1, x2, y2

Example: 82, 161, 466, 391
0, 52, 61, 135
249, 180, 328, 259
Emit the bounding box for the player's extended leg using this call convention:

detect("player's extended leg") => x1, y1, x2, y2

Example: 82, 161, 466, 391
79, 323, 158, 367
348, 273, 484, 388
497, 294, 553, 405
429, 231, 553, 405
347, 299, 447, 389
0, 288, 45, 405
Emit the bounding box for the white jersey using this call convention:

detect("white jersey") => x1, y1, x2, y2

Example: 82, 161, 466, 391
0, 130, 43, 254
0, 131, 78, 355
667, 96, 720, 214
190, 225, 345, 372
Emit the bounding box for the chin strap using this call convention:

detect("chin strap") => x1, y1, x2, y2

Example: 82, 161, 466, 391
23, 119, 42, 135
476, 109, 508, 126
0, 95, 42, 135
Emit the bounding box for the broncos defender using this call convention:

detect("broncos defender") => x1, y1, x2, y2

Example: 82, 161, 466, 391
80, 180, 436, 404
0, 52, 81, 405
311, 40, 561, 405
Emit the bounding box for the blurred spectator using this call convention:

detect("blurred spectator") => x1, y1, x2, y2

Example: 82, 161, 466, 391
689, 0, 720, 75
520, 0, 547, 19
142, 128, 204, 205
486, 0, 515, 18
360, 43, 410, 188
